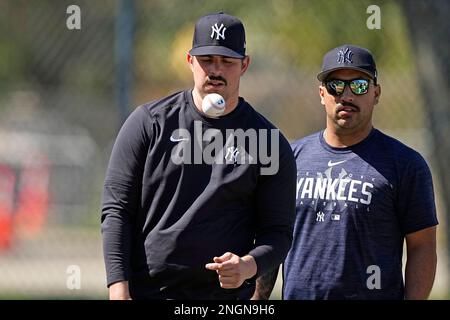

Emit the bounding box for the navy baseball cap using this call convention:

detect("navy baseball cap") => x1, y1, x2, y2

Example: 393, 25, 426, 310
317, 44, 377, 82
189, 12, 246, 58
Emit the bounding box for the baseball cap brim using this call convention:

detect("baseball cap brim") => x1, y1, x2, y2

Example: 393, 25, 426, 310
189, 46, 244, 58
317, 66, 376, 82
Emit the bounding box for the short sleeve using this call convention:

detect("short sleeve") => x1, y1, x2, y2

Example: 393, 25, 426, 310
397, 152, 438, 235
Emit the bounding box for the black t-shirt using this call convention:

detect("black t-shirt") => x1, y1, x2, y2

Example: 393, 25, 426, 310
101, 90, 296, 299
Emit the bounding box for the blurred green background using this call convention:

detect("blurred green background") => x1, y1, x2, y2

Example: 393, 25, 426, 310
0, 0, 448, 299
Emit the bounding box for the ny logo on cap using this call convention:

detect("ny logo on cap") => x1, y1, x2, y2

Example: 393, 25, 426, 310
337, 48, 353, 64
211, 23, 226, 40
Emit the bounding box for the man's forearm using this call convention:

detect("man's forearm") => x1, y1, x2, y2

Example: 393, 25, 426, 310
251, 266, 279, 300
405, 243, 437, 299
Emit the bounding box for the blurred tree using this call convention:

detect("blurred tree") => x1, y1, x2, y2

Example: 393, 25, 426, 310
0, 1, 28, 93
401, 0, 450, 295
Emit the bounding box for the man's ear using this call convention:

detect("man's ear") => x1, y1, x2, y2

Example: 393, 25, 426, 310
187, 53, 194, 71
374, 84, 381, 105
319, 85, 326, 106
240, 55, 250, 75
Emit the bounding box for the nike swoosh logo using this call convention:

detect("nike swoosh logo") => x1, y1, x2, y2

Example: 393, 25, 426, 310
328, 160, 347, 167
170, 136, 189, 142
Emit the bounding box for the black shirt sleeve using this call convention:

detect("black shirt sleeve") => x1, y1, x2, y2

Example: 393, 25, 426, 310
101, 106, 152, 287
248, 131, 297, 277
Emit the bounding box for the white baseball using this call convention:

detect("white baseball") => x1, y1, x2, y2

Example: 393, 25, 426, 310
201, 93, 226, 118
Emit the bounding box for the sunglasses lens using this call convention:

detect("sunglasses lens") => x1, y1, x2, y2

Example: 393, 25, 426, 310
326, 80, 345, 96
350, 79, 369, 95
325, 79, 370, 96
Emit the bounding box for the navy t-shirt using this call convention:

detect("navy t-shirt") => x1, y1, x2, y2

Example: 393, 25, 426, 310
283, 128, 438, 300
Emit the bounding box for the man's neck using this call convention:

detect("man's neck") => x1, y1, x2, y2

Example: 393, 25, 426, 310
324, 126, 373, 148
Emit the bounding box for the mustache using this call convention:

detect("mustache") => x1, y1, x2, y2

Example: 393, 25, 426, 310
337, 102, 360, 111
206, 75, 227, 85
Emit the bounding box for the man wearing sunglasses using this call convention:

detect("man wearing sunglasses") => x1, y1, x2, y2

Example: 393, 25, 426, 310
255, 44, 438, 300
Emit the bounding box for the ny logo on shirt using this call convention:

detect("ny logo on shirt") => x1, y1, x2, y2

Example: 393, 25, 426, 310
316, 211, 325, 222
225, 146, 240, 164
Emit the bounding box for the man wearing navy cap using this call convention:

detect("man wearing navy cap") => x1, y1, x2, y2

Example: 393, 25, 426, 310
257, 44, 438, 300
101, 12, 296, 299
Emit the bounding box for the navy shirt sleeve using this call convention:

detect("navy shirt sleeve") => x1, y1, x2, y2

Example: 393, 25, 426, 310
101, 106, 152, 287
397, 151, 438, 235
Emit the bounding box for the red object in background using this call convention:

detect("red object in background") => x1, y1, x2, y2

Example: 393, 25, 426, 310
13, 155, 50, 239
0, 164, 16, 251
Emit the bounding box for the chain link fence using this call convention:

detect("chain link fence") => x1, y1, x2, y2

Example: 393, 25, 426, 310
0, 0, 448, 299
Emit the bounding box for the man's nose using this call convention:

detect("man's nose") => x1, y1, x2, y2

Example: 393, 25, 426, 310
209, 58, 224, 75
340, 85, 355, 101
